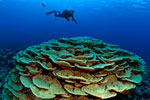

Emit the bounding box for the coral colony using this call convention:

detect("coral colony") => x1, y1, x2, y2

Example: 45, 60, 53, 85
1, 37, 146, 100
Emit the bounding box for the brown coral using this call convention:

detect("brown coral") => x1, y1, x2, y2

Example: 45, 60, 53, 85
2, 37, 146, 100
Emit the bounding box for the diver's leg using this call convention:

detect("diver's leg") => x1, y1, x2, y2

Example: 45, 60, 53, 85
65, 17, 70, 22
46, 10, 56, 15
72, 16, 78, 24
73, 18, 78, 24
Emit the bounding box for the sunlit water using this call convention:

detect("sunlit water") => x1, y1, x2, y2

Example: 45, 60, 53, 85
0, 0, 150, 64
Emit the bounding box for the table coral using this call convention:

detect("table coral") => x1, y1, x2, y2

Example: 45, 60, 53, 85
1, 37, 146, 100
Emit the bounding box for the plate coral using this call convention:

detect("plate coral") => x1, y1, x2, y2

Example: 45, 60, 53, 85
1, 37, 146, 100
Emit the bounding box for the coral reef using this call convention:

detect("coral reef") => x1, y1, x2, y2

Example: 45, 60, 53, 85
0, 49, 17, 99
1, 37, 146, 100
0, 49, 16, 77
127, 65, 150, 100
0, 75, 3, 89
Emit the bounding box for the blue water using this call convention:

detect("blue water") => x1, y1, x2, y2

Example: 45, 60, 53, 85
0, 0, 150, 65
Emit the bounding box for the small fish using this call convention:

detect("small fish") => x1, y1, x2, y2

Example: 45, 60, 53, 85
41, 3, 46, 7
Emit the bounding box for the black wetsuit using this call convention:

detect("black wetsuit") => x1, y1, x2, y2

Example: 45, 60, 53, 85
46, 10, 78, 24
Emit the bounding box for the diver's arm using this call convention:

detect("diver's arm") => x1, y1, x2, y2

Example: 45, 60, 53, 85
46, 10, 62, 17
46, 10, 56, 15
57, 11, 61, 14
55, 11, 64, 17
72, 16, 78, 24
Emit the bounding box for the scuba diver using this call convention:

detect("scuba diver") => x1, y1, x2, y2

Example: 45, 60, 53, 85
46, 10, 78, 24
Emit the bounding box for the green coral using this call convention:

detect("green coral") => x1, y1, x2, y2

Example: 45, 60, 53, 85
1, 37, 146, 100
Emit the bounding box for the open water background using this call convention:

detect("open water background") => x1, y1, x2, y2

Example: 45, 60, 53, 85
0, 0, 150, 65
